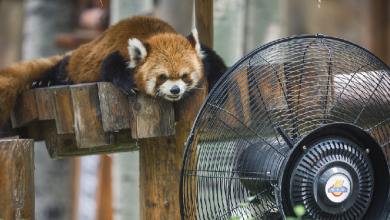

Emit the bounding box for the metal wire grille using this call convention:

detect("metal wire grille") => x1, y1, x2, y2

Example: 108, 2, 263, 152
180, 34, 390, 220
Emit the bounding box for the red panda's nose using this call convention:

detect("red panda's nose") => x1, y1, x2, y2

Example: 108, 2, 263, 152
170, 85, 180, 94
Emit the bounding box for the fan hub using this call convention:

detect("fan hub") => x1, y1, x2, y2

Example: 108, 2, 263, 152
323, 171, 351, 203
288, 137, 373, 219
314, 165, 357, 214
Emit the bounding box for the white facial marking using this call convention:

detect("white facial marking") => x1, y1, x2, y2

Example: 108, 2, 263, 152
155, 68, 169, 77
159, 80, 188, 101
180, 68, 190, 77
128, 38, 147, 68
145, 77, 156, 95
191, 29, 206, 59
191, 72, 200, 88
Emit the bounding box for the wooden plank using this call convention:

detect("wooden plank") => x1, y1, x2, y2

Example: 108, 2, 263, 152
0, 139, 35, 219
43, 121, 137, 159
51, 85, 75, 134
26, 121, 45, 141
195, 0, 213, 48
129, 93, 175, 139
10, 89, 39, 128
71, 83, 111, 148
35, 87, 55, 120
139, 121, 192, 220
0, 135, 19, 140
97, 82, 131, 132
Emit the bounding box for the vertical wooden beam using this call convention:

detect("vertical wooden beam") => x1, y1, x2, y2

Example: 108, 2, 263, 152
140, 121, 193, 220
140, 2, 213, 220
368, 0, 389, 63
96, 155, 113, 220
0, 139, 35, 220
195, 0, 213, 48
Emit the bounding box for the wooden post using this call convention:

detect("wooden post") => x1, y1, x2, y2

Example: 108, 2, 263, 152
139, 1, 213, 219
139, 121, 194, 220
195, 0, 213, 48
0, 139, 35, 220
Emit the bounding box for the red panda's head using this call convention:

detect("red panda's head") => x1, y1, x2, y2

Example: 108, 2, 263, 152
127, 30, 204, 101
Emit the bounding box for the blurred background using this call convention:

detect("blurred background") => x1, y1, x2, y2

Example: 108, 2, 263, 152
0, 0, 388, 219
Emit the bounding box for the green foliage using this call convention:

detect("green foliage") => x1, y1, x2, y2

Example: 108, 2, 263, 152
229, 197, 314, 220
294, 205, 306, 217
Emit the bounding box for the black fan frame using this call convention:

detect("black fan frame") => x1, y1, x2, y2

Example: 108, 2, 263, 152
277, 123, 390, 219
179, 34, 390, 220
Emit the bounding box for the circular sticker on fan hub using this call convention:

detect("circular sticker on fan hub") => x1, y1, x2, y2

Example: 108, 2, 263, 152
325, 173, 350, 203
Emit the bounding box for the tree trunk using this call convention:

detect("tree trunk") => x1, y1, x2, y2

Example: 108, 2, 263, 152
22, 0, 76, 219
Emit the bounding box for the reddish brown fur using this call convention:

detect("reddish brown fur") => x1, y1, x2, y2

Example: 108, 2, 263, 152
0, 15, 201, 125
0, 54, 68, 125
66, 16, 177, 83
134, 33, 202, 95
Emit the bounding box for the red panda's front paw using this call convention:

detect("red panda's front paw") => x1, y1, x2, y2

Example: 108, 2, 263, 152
32, 79, 53, 88
112, 79, 138, 96
101, 50, 138, 96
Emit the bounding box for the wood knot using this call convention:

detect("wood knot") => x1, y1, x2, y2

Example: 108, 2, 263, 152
164, 201, 170, 209
134, 102, 142, 111
64, 139, 74, 146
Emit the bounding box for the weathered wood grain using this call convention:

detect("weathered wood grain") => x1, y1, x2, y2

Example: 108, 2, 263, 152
195, 0, 213, 48
0, 139, 35, 220
50, 85, 75, 134
35, 87, 55, 120
129, 93, 175, 139
97, 82, 131, 132
71, 83, 111, 148
139, 121, 193, 220
43, 120, 137, 159
10, 89, 39, 128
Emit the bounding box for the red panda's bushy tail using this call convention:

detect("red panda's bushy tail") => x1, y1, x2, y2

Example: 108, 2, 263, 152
0, 53, 70, 126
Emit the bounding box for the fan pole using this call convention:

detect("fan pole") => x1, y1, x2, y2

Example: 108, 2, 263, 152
139, 1, 213, 219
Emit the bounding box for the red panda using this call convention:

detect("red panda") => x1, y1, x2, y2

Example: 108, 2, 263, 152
0, 15, 227, 126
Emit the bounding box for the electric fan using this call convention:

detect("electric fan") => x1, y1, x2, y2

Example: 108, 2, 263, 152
180, 34, 390, 220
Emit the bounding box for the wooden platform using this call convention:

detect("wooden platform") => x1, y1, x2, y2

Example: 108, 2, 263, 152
1, 81, 206, 159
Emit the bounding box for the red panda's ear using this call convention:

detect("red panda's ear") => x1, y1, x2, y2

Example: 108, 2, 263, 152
187, 29, 205, 59
128, 38, 149, 68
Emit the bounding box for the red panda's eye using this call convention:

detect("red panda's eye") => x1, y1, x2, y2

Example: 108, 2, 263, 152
182, 74, 187, 79
160, 75, 167, 80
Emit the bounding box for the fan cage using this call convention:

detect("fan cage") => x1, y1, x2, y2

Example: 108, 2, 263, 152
180, 34, 390, 220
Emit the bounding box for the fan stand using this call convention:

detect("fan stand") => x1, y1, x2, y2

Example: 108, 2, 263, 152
0, 1, 213, 219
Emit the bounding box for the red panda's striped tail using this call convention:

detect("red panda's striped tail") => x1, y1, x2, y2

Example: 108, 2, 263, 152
0, 54, 70, 126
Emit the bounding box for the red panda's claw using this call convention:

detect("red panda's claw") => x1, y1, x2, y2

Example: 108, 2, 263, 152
39, 81, 42, 86
32, 81, 37, 87
133, 88, 139, 91
130, 89, 136, 94
48, 81, 52, 87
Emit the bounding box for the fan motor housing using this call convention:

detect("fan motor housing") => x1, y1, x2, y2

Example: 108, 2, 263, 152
278, 123, 390, 220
